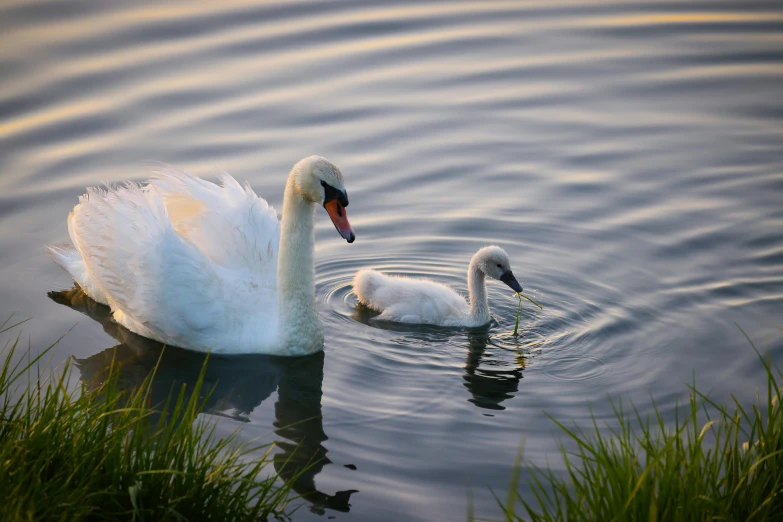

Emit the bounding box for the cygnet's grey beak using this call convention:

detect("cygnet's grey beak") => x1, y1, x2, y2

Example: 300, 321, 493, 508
500, 270, 523, 293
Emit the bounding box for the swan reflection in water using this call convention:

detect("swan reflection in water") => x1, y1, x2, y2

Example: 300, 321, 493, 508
462, 330, 525, 411
49, 286, 358, 515
353, 304, 525, 411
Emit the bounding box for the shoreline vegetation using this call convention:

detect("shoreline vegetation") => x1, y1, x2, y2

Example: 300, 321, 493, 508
0, 320, 294, 522
2, 318, 780, 521
488, 328, 782, 522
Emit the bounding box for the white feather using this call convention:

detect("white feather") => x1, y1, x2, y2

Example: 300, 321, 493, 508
49, 156, 349, 355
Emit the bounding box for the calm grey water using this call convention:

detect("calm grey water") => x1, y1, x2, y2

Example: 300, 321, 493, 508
2, 0, 783, 519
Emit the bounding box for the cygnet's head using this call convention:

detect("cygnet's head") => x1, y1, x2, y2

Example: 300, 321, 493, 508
290, 155, 355, 243
472, 246, 523, 293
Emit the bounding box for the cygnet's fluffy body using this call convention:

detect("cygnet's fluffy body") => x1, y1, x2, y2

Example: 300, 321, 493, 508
352, 246, 523, 327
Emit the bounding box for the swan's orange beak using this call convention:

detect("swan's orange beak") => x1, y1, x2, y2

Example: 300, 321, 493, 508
325, 200, 355, 243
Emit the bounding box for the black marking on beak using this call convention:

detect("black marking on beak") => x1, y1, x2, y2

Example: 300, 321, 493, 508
322, 181, 355, 243
500, 270, 523, 293
321, 180, 349, 207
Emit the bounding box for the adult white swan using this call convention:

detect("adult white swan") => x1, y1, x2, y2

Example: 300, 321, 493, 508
49, 156, 354, 356
352, 246, 523, 327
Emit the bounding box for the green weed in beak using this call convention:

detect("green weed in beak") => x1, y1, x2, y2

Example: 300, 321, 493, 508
513, 292, 543, 336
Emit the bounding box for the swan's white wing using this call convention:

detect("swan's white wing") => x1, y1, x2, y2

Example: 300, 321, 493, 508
67, 183, 235, 350
149, 166, 280, 276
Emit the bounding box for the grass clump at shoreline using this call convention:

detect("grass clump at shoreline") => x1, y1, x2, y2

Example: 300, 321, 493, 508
496, 330, 782, 522
0, 329, 292, 522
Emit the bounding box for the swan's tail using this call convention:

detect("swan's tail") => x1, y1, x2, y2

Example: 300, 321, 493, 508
47, 211, 110, 305
352, 268, 386, 306
48, 243, 82, 277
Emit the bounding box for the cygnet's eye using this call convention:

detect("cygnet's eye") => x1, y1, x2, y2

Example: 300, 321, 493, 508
497, 264, 502, 268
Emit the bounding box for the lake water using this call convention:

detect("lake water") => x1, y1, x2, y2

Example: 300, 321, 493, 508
2, 0, 783, 519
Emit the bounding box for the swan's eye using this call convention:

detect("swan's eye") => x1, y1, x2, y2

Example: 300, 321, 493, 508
497, 264, 502, 268
321, 180, 349, 207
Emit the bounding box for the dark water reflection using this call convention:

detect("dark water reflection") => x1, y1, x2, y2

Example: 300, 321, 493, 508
463, 331, 525, 411
353, 303, 529, 411
50, 287, 358, 515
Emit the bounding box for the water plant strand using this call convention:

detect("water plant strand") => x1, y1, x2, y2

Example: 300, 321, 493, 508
520, 292, 543, 310
513, 293, 543, 336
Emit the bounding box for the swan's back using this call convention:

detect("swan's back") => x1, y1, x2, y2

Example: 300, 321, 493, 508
353, 269, 469, 326
151, 167, 279, 274
49, 169, 283, 354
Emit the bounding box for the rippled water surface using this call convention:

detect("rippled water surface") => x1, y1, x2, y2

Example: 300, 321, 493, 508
2, 1, 783, 519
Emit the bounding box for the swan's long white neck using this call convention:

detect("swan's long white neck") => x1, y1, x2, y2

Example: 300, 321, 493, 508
276, 174, 323, 355
467, 258, 490, 324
